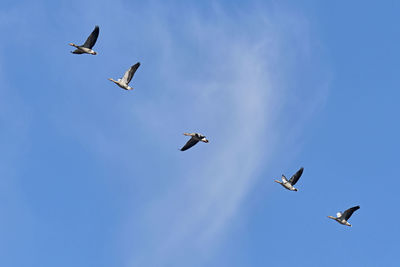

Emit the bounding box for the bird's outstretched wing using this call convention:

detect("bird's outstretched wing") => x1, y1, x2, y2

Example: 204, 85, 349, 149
289, 167, 304, 185
180, 137, 199, 151
122, 62, 141, 84
83, 26, 99, 48
341, 206, 360, 220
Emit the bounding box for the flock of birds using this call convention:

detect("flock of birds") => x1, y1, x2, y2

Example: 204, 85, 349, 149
275, 167, 360, 226
69, 26, 360, 227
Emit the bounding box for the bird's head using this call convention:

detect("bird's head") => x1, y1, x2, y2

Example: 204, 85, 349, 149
293, 188, 298, 192
202, 138, 209, 143
91, 51, 97, 55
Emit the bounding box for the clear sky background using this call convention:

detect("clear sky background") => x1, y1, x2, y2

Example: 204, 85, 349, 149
0, 0, 399, 266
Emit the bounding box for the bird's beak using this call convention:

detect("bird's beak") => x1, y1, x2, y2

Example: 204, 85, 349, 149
68, 43, 74, 46
204, 139, 209, 143
274, 180, 280, 183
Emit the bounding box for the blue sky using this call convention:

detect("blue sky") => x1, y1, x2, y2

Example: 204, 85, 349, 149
0, 0, 399, 266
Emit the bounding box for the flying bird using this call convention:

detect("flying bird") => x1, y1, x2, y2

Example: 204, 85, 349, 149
328, 206, 360, 227
180, 133, 209, 151
109, 63, 141, 90
69, 25, 100, 55
274, 167, 304, 191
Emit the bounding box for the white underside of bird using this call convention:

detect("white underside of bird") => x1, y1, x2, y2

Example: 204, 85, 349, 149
327, 215, 352, 226
108, 78, 132, 90
69, 43, 97, 55
274, 175, 298, 191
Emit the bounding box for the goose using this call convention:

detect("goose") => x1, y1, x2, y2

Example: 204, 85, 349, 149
69, 25, 99, 55
274, 167, 304, 191
109, 63, 141, 90
328, 206, 360, 227
180, 133, 209, 151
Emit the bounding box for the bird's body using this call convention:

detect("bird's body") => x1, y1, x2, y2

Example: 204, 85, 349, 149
109, 63, 141, 90
277, 175, 297, 191
274, 167, 304, 191
180, 133, 209, 151
328, 206, 360, 227
69, 26, 100, 55
108, 78, 133, 90
70, 45, 96, 55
